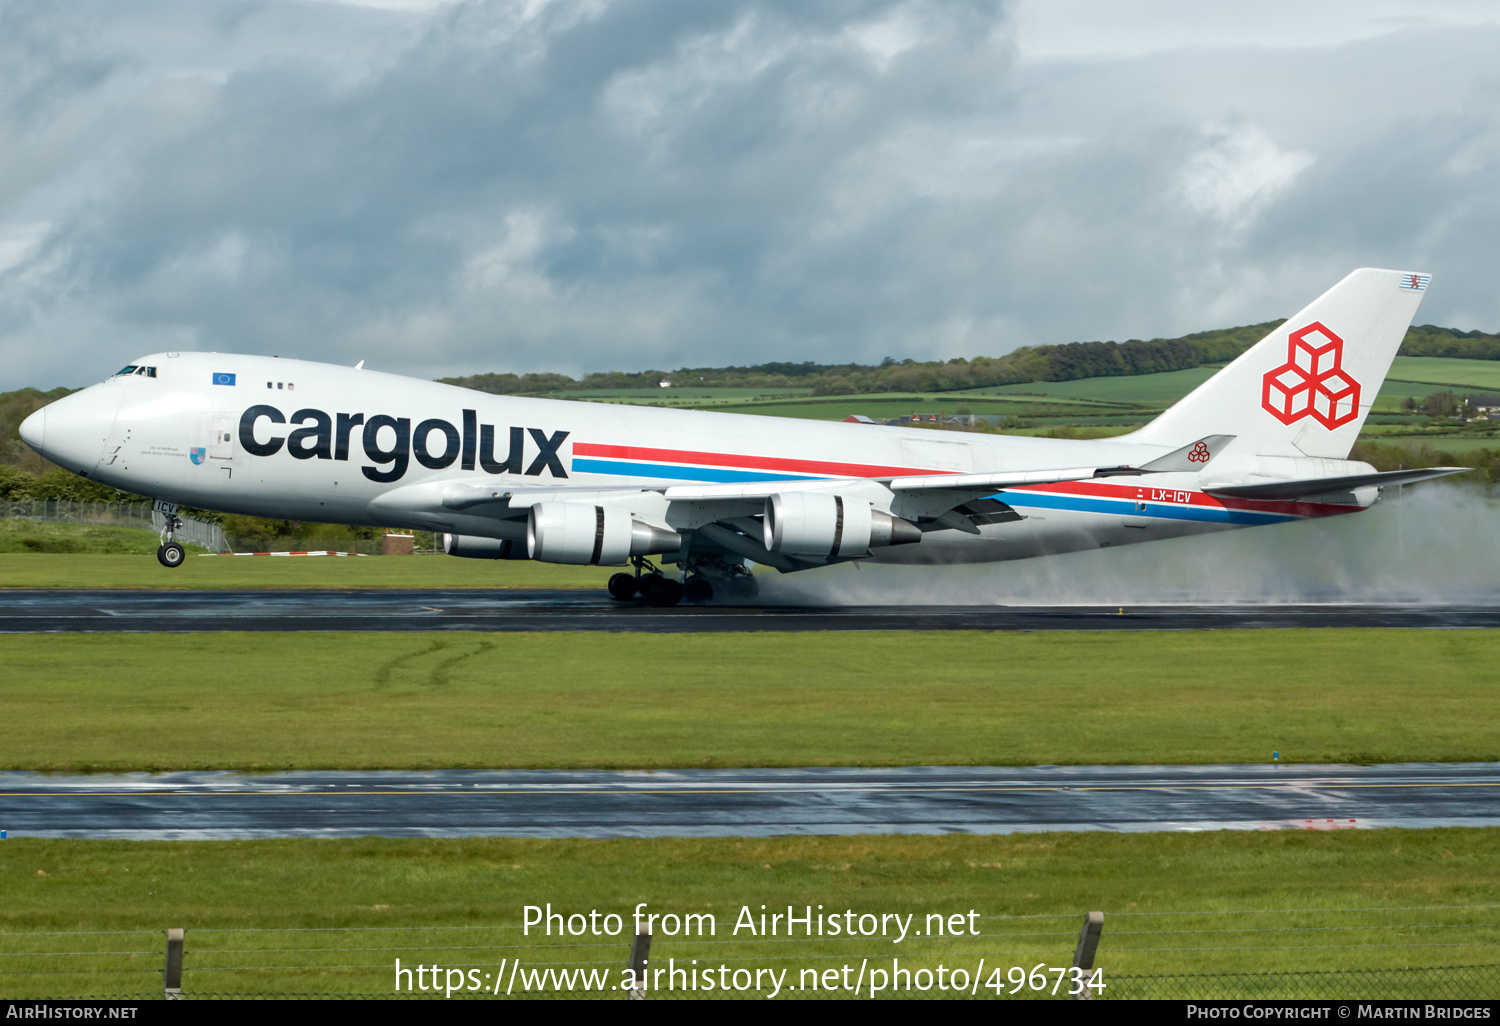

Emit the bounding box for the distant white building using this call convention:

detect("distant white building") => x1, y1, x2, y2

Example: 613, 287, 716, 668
1466, 395, 1500, 419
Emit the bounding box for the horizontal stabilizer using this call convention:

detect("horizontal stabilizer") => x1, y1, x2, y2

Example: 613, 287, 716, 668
1205, 466, 1468, 500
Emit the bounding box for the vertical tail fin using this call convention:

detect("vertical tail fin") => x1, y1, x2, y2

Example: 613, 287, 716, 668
1128, 268, 1429, 458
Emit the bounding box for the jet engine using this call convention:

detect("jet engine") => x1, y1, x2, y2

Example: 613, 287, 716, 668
442, 534, 529, 559
527, 502, 683, 565
762, 492, 920, 557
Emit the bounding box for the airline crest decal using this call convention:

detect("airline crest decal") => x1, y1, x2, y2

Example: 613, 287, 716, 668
1260, 321, 1361, 429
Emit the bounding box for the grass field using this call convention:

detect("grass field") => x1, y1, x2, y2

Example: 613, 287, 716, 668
722, 398, 1114, 421
2, 630, 1496, 771
541, 356, 1500, 453
2, 830, 1494, 998
557, 386, 815, 402
0, 552, 613, 589
0, 519, 212, 556
1387, 357, 1500, 392
1365, 436, 1500, 455
5, 356, 1498, 1002
973, 366, 1222, 404
545, 358, 1500, 428
540, 357, 1500, 427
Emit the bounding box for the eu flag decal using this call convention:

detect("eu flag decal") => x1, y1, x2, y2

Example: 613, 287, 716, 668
212, 372, 237, 386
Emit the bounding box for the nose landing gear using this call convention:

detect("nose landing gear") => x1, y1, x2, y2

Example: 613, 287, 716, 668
154, 500, 186, 569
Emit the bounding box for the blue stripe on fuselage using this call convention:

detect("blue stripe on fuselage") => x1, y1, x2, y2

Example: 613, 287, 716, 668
571, 457, 825, 484
989, 489, 1298, 526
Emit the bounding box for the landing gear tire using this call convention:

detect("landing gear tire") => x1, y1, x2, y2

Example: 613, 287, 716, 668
157, 542, 186, 568
637, 574, 661, 602
608, 573, 638, 600
684, 578, 714, 603
652, 577, 684, 607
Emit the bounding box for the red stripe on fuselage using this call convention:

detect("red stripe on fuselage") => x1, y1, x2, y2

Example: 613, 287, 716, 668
573, 443, 1359, 519
1007, 479, 1359, 519
571, 442, 940, 480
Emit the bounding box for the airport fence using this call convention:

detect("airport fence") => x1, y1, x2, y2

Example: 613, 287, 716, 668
0, 497, 435, 554
3, 905, 1497, 1000
1, 499, 228, 553
213, 535, 386, 556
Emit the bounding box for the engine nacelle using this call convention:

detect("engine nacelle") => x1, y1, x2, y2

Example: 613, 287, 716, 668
442, 533, 530, 559
762, 493, 920, 557
527, 502, 682, 565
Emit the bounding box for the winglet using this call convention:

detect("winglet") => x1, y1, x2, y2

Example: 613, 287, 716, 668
1140, 434, 1235, 473
1090, 435, 1234, 478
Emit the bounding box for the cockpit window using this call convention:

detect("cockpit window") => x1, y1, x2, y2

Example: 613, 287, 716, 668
115, 366, 138, 376
115, 365, 157, 378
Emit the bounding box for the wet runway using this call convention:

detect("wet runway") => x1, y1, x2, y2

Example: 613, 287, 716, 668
5, 589, 1500, 632
2, 764, 1496, 840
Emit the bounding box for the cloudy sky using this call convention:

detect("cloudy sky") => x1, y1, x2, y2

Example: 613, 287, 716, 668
3, 0, 1498, 390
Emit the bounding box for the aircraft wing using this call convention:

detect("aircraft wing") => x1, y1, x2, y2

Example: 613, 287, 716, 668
420, 433, 1234, 526
657, 435, 1234, 502
389, 434, 1235, 570
437, 462, 1135, 513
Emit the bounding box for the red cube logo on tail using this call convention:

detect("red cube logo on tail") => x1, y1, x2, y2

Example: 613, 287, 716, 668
1260, 322, 1361, 429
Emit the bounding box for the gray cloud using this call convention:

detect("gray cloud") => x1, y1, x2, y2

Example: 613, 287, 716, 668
1, 0, 1498, 389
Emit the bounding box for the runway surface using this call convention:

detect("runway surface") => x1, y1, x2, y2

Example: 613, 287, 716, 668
5, 589, 1500, 632
2, 764, 1496, 840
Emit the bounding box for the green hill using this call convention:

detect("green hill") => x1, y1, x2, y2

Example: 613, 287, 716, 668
2, 386, 75, 447
440, 322, 1500, 399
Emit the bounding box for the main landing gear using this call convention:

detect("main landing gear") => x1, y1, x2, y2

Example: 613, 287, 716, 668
155, 500, 186, 569
607, 556, 758, 606
608, 559, 686, 606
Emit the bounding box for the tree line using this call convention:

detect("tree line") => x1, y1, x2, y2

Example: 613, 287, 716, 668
440, 323, 1500, 397
440, 321, 1284, 396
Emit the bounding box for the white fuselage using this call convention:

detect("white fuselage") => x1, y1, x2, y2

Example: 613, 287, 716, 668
28, 351, 1365, 567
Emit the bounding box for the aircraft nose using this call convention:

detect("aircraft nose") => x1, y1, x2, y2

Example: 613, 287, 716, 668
19, 407, 45, 451
25, 385, 121, 474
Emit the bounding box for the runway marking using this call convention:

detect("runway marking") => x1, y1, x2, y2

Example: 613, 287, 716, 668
4, 781, 1496, 798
